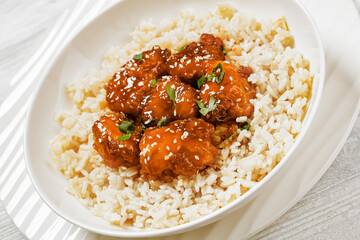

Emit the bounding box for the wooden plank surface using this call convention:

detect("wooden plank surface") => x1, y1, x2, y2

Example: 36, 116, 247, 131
0, 0, 359, 239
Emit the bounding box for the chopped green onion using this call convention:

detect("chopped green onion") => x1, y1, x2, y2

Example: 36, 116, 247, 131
222, 46, 227, 56
117, 133, 132, 141
227, 133, 235, 140
206, 63, 225, 84
117, 121, 135, 141
157, 119, 167, 127
150, 78, 157, 87
134, 53, 143, 61
166, 85, 176, 106
197, 74, 205, 89
197, 95, 217, 116
239, 121, 250, 131
118, 121, 134, 133
212, 63, 225, 84
178, 44, 187, 51
206, 73, 217, 82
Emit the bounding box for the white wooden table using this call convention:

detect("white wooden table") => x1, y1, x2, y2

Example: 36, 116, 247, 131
1, 0, 359, 239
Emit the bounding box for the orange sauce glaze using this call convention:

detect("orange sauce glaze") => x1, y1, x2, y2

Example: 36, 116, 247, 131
139, 118, 217, 182
92, 112, 142, 168
200, 61, 255, 123
140, 75, 200, 126
105, 46, 170, 116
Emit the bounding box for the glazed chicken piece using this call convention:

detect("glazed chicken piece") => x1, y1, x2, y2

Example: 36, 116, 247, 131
92, 112, 142, 168
139, 118, 218, 182
105, 46, 171, 116
166, 33, 225, 85
199, 61, 256, 123
140, 75, 200, 126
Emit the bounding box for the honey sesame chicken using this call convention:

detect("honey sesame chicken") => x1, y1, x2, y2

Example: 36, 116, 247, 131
166, 33, 225, 85
139, 118, 217, 182
199, 61, 256, 123
92, 34, 256, 182
140, 75, 200, 126
92, 112, 142, 168
105, 46, 171, 116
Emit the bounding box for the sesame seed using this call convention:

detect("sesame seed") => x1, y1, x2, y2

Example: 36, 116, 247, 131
198, 138, 203, 141
236, 98, 241, 102
164, 156, 169, 160
195, 155, 199, 160
170, 130, 175, 133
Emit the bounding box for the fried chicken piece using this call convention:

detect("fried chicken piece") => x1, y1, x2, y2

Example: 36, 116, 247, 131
139, 118, 217, 182
105, 46, 171, 116
166, 33, 225, 85
199, 61, 255, 123
140, 75, 200, 126
92, 112, 142, 168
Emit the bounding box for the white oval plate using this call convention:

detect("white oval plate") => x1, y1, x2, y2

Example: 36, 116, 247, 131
24, 0, 324, 237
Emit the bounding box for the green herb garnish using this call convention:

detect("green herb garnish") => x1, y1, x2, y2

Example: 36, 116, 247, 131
212, 63, 225, 84
239, 121, 250, 131
197, 95, 217, 116
206, 73, 217, 81
157, 119, 167, 127
166, 85, 176, 106
117, 133, 132, 141
117, 121, 135, 141
150, 78, 157, 87
178, 44, 187, 51
197, 74, 205, 89
134, 53, 143, 61
118, 121, 134, 133
206, 63, 225, 84
222, 46, 227, 56
227, 133, 235, 140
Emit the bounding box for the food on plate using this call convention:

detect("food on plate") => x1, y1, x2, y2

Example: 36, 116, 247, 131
95, 34, 253, 179
51, 4, 314, 229
94, 34, 255, 179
